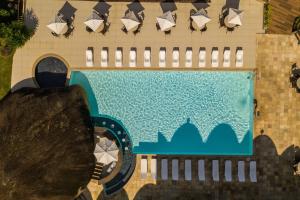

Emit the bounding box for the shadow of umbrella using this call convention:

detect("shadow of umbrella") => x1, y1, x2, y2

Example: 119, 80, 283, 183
93, 1, 112, 16
192, 1, 209, 10
224, 0, 240, 9
160, 0, 177, 13
59, 1, 77, 21
127, 0, 145, 13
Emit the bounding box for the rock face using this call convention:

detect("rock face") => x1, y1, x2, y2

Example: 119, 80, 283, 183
0, 86, 95, 200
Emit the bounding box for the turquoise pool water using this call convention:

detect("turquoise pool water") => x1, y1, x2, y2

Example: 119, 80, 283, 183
70, 70, 254, 155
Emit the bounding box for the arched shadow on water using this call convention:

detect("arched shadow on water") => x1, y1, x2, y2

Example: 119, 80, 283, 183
69, 71, 99, 116
134, 119, 252, 155
132, 135, 300, 200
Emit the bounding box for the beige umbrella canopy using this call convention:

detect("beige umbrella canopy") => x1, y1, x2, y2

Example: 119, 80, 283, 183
191, 8, 211, 30
84, 11, 104, 32
121, 10, 140, 32
94, 137, 119, 165
47, 15, 68, 35
156, 11, 176, 32
228, 8, 244, 26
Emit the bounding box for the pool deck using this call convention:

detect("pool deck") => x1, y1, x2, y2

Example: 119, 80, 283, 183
85, 34, 300, 200
12, 0, 264, 90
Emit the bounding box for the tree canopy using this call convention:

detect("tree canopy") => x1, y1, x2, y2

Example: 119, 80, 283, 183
0, 86, 95, 200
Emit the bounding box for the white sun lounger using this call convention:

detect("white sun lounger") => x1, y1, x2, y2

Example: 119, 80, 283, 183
236, 49, 243, 67
115, 48, 122, 67
212, 160, 219, 181
198, 160, 205, 181
151, 157, 157, 179
172, 48, 179, 67
141, 157, 148, 179
144, 48, 151, 67
185, 160, 192, 181
250, 161, 257, 182
225, 160, 232, 182
129, 48, 136, 67
161, 159, 168, 180
211, 49, 219, 67
199, 49, 206, 67
223, 49, 230, 67
159, 48, 166, 68
172, 159, 179, 180
86, 48, 93, 67
101, 48, 108, 67
185, 48, 192, 67
238, 161, 245, 182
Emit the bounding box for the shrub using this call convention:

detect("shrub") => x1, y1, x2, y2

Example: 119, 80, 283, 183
263, 3, 271, 30
0, 21, 32, 50
292, 16, 300, 32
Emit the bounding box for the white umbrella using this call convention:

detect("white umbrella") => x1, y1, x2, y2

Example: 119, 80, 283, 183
84, 11, 104, 32
47, 15, 68, 35
191, 8, 211, 30
121, 10, 140, 32
94, 137, 119, 165
228, 8, 244, 26
156, 11, 176, 32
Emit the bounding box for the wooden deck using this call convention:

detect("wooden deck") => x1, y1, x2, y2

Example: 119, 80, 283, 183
268, 0, 300, 34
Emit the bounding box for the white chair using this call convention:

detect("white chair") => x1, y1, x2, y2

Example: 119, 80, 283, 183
86, 48, 93, 67
185, 48, 192, 67
211, 49, 219, 67
185, 160, 192, 181
199, 49, 206, 67
225, 160, 232, 182
159, 48, 166, 67
101, 48, 108, 67
212, 160, 219, 181
115, 48, 122, 67
172, 159, 179, 180
249, 161, 257, 182
129, 48, 136, 67
198, 160, 205, 181
141, 157, 148, 179
172, 49, 179, 67
236, 49, 243, 67
151, 157, 157, 179
161, 159, 168, 180
223, 49, 230, 67
144, 48, 151, 67
238, 161, 245, 182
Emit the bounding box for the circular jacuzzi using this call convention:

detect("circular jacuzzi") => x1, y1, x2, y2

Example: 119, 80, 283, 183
35, 56, 68, 88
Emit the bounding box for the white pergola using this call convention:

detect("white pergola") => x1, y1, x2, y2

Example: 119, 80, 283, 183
227, 8, 244, 26
191, 8, 211, 30
47, 15, 68, 35
156, 11, 176, 32
121, 10, 140, 32
84, 11, 104, 32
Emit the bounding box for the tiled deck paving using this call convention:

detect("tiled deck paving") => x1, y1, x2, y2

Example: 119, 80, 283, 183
86, 34, 300, 200
12, 0, 264, 90
268, 0, 300, 34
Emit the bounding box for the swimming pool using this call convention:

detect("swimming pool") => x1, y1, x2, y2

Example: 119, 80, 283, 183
70, 70, 254, 155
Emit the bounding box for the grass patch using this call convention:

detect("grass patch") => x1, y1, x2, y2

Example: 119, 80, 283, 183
0, 52, 13, 98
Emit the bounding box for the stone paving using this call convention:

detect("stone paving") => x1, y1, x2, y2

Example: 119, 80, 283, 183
12, 0, 264, 90
90, 34, 300, 200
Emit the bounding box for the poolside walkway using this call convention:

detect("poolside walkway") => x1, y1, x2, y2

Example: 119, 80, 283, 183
12, 0, 264, 90
88, 34, 300, 200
